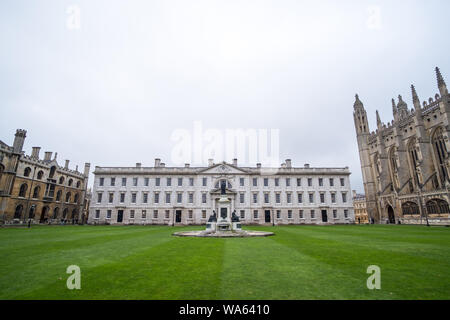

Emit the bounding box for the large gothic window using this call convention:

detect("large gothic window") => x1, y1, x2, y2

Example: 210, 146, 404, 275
389, 148, 400, 190
432, 127, 449, 186
32, 186, 40, 199
426, 199, 450, 215
18, 183, 28, 197
402, 202, 420, 215
407, 139, 420, 190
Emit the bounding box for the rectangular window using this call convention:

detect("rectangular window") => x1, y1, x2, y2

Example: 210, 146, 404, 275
297, 178, 301, 187
286, 178, 290, 187
342, 193, 347, 203
202, 177, 207, 186
331, 193, 336, 203
155, 178, 160, 186
131, 193, 137, 203
240, 178, 244, 187
188, 210, 193, 219
287, 193, 292, 203
165, 210, 170, 219
308, 178, 312, 187
340, 178, 345, 186
109, 193, 114, 203
130, 210, 135, 219
133, 177, 138, 186
99, 178, 104, 186
178, 178, 183, 186
144, 177, 149, 186
309, 193, 314, 203
298, 193, 303, 204
276, 193, 281, 204
97, 193, 103, 203
276, 210, 281, 219
189, 193, 194, 203
275, 178, 279, 187
202, 210, 206, 219
142, 210, 147, 219
253, 193, 258, 204
311, 210, 315, 219
299, 210, 304, 219
143, 193, 148, 203
344, 210, 349, 219
264, 193, 269, 203
264, 178, 268, 187
253, 178, 258, 187
111, 177, 115, 186
329, 178, 334, 187
240, 193, 245, 204
320, 193, 325, 203
177, 193, 182, 203
167, 178, 171, 186
154, 193, 159, 203
153, 210, 158, 219
288, 210, 292, 219
319, 178, 323, 187
240, 210, 245, 219
95, 210, 100, 219
333, 210, 337, 219
253, 210, 258, 219
166, 193, 171, 203
189, 178, 194, 186
122, 177, 127, 186
106, 210, 111, 219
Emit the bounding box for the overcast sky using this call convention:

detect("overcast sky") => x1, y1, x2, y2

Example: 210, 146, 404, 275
1, 0, 449, 193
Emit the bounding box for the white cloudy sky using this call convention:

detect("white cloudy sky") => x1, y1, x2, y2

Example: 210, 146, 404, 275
1, 0, 449, 192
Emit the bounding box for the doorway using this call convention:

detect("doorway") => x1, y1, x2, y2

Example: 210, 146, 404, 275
117, 210, 123, 223
387, 206, 395, 224
175, 210, 182, 223
265, 210, 271, 223
321, 210, 328, 223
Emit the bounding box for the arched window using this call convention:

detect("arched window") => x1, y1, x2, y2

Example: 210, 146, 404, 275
59, 176, 65, 184
29, 206, 36, 219
76, 181, 81, 188
426, 199, 450, 215
14, 205, 23, 219
74, 193, 79, 204
32, 186, 40, 199
18, 183, 28, 197
402, 202, 420, 215
52, 207, 59, 219
37, 171, 44, 179
407, 139, 420, 190
389, 147, 400, 190
63, 208, 68, 219
432, 127, 449, 186
56, 190, 62, 201
65, 192, 71, 203
24, 167, 31, 177
72, 209, 78, 221
68, 179, 73, 187
49, 166, 56, 179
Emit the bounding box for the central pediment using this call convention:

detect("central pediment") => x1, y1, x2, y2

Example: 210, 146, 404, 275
199, 162, 248, 175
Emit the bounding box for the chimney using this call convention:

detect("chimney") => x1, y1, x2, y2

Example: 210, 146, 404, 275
31, 147, 41, 159
185, 163, 190, 168
233, 158, 237, 166
65, 160, 70, 169
160, 163, 165, 167
136, 163, 141, 168
44, 152, 53, 161
208, 159, 214, 167
281, 163, 286, 168
257, 163, 261, 169
286, 159, 292, 168
154, 158, 161, 167
13, 129, 27, 153
75, 165, 79, 171
84, 163, 91, 177
304, 164, 310, 168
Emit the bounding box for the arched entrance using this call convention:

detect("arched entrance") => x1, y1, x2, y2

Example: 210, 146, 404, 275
387, 205, 395, 224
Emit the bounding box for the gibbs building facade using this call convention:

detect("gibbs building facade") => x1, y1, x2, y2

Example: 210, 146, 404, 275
354, 67, 450, 225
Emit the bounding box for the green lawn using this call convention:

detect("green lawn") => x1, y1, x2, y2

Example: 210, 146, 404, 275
0, 224, 448, 300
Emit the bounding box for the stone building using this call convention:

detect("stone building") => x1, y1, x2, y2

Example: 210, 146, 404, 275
89, 159, 355, 225
352, 190, 369, 224
354, 67, 450, 225
0, 129, 91, 224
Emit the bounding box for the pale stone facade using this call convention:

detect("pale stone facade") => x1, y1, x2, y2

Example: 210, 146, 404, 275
89, 159, 355, 225
354, 67, 450, 225
352, 191, 369, 224
0, 129, 91, 224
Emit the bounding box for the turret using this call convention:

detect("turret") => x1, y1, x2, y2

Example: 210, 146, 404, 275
411, 85, 421, 110
12, 129, 27, 153
376, 110, 382, 129
397, 95, 409, 119
436, 67, 448, 97
392, 99, 398, 122
353, 94, 369, 135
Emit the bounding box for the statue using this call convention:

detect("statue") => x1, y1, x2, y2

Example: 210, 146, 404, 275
208, 210, 217, 223
220, 180, 226, 195
231, 210, 240, 222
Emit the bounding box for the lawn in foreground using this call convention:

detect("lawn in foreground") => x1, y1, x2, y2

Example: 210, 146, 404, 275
0, 224, 448, 300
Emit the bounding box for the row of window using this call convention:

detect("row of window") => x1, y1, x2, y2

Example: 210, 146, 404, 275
94, 209, 350, 220
98, 176, 347, 188
23, 167, 82, 188
18, 183, 80, 203
96, 191, 349, 205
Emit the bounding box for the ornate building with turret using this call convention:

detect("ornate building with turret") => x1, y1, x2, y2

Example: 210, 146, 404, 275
0, 129, 91, 224
354, 67, 450, 225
